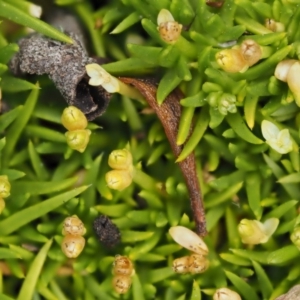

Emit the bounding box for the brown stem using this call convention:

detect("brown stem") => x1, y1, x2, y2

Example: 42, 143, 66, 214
206, 0, 225, 8
119, 77, 207, 236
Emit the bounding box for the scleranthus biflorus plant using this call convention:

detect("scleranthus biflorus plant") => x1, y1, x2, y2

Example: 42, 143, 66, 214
1, 0, 300, 299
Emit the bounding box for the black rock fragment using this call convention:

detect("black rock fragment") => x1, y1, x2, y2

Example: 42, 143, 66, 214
93, 215, 121, 247
10, 33, 111, 121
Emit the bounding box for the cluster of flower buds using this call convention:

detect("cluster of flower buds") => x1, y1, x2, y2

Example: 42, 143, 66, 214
213, 287, 241, 300
169, 226, 209, 274
172, 253, 209, 274
61, 106, 91, 153
61, 215, 86, 258
157, 9, 183, 44
275, 60, 300, 107
216, 39, 262, 73
0, 175, 11, 214
105, 149, 134, 191
261, 120, 293, 154
238, 218, 279, 245
207, 92, 237, 115
112, 255, 135, 294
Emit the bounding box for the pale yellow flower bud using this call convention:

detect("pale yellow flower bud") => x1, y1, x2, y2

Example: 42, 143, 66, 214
213, 288, 241, 300
0, 175, 11, 198
265, 19, 285, 32
158, 22, 182, 44
275, 60, 298, 83
105, 170, 133, 191
287, 61, 300, 107
216, 49, 248, 73
61, 106, 88, 131
112, 275, 132, 294
265, 18, 276, 31
188, 254, 209, 274
61, 235, 85, 258
238, 218, 279, 245
108, 149, 133, 170
240, 39, 262, 67
62, 215, 86, 236
65, 129, 91, 153
169, 226, 208, 255
113, 255, 135, 277
157, 9, 182, 44
173, 254, 209, 274
172, 256, 190, 274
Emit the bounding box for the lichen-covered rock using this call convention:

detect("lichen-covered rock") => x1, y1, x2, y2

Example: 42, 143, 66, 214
10, 33, 111, 120
275, 285, 300, 300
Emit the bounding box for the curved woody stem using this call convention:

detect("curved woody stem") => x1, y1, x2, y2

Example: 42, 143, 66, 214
120, 77, 207, 236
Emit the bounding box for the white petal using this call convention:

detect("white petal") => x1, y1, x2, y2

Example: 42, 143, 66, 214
262, 218, 279, 237
102, 77, 120, 93
267, 141, 285, 154
169, 226, 208, 255
88, 77, 104, 86
277, 129, 293, 153
86, 63, 103, 77
29, 4, 42, 18
157, 9, 174, 25
267, 130, 292, 154
86, 63, 119, 92
261, 120, 280, 141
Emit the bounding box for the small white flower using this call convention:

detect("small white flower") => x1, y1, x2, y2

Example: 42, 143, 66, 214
238, 218, 279, 245
85, 63, 120, 93
261, 120, 293, 154
218, 93, 237, 115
